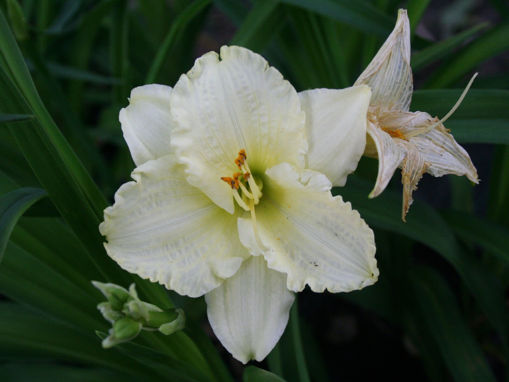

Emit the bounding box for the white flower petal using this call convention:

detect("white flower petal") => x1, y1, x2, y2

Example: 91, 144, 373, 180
410, 125, 479, 183
299, 86, 371, 186
205, 256, 294, 364
99, 153, 248, 298
366, 121, 406, 198
354, 9, 412, 111
239, 163, 378, 293
119, 84, 173, 166
400, 142, 427, 221
170, 45, 307, 213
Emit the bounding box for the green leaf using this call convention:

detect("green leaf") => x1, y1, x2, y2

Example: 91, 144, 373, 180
411, 89, 509, 144
0, 8, 107, 217
407, 0, 430, 34
0, 303, 160, 378
426, 23, 509, 87
340, 177, 509, 349
110, 0, 129, 103
0, 66, 123, 283
145, 0, 211, 84
243, 366, 287, 382
289, 302, 310, 382
279, 0, 393, 37
0, 363, 139, 382
68, 0, 120, 113
412, 89, 509, 119
0, 113, 32, 123
231, 0, 280, 49
411, 267, 497, 382
6, 0, 28, 40
443, 210, 509, 266
212, 0, 248, 25
46, 62, 121, 85
0, 187, 45, 262
489, 146, 509, 225
412, 23, 488, 71
443, 119, 509, 144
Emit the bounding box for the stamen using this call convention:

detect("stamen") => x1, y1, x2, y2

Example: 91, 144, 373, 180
221, 149, 263, 211
248, 199, 265, 251
438, 72, 478, 125
238, 181, 254, 199
233, 189, 250, 211
221, 177, 239, 189
246, 176, 262, 203
411, 73, 478, 136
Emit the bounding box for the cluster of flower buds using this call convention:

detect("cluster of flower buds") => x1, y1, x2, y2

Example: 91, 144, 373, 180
92, 281, 185, 348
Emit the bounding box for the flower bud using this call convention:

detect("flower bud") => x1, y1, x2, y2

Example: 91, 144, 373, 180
92, 281, 185, 348
102, 317, 142, 348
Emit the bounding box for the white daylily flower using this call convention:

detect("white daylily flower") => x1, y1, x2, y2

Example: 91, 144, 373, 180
100, 46, 378, 363
354, 9, 479, 220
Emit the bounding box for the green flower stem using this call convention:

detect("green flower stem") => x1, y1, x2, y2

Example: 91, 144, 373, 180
290, 300, 311, 382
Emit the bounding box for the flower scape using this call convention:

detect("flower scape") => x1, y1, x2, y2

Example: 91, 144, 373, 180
99, 10, 476, 364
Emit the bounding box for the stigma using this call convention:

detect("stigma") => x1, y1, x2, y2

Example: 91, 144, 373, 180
221, 149, 263, 212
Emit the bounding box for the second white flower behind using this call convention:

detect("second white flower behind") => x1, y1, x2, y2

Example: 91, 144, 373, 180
100, 46, 378, 364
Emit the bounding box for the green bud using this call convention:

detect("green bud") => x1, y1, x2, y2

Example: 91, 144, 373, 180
102, 317, 142, 348
97, 302, 123, 323
92, 281, 131, 311
157, 309, 185, 335
7, 0, 28, 41
123, 299, 161, 322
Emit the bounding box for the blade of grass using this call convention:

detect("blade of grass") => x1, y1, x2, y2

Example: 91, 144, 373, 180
230, 0, 279, 50
289, 301, 311, 382
0, 187, 45, 262
411, 266, 497, 382
443, 210, 509, 266
0, 113, 32, 123
407, 0, 430, 35
426, 23, 509, 88
145, 0, 211, 84
340, 177, 509, 350
68, 0, 120, 114
412, 89, 509, 119
0, 9, 107, 217
489, 146, 509, 226
279, 0, 393, 37
412, 23, 488, 71
442, 119, 509, 144
243, 366, 287, 382
110, 0, 129, 103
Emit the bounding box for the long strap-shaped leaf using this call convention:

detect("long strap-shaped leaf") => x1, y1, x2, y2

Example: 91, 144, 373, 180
0, 187, 45, 262
0, 9, 106, 217
340, 177, 509, 351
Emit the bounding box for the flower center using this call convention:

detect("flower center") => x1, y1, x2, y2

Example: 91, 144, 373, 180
221, 149, 263, 212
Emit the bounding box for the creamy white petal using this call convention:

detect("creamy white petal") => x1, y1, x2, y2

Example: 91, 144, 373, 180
299, 86, 371, 186
205, 256, 294, 364
99, 153, 248, 298
366, 121, 406, 198
119, 84, 173, 166
239, 163, 378, 293
410, 125, 479, 183
354, 9, 412, 111
400, 142, 427, 221
170, 46, 307, 214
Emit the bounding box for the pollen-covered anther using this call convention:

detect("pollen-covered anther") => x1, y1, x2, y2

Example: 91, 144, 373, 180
221, 176, 239, 189
221, 149, 263, 211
